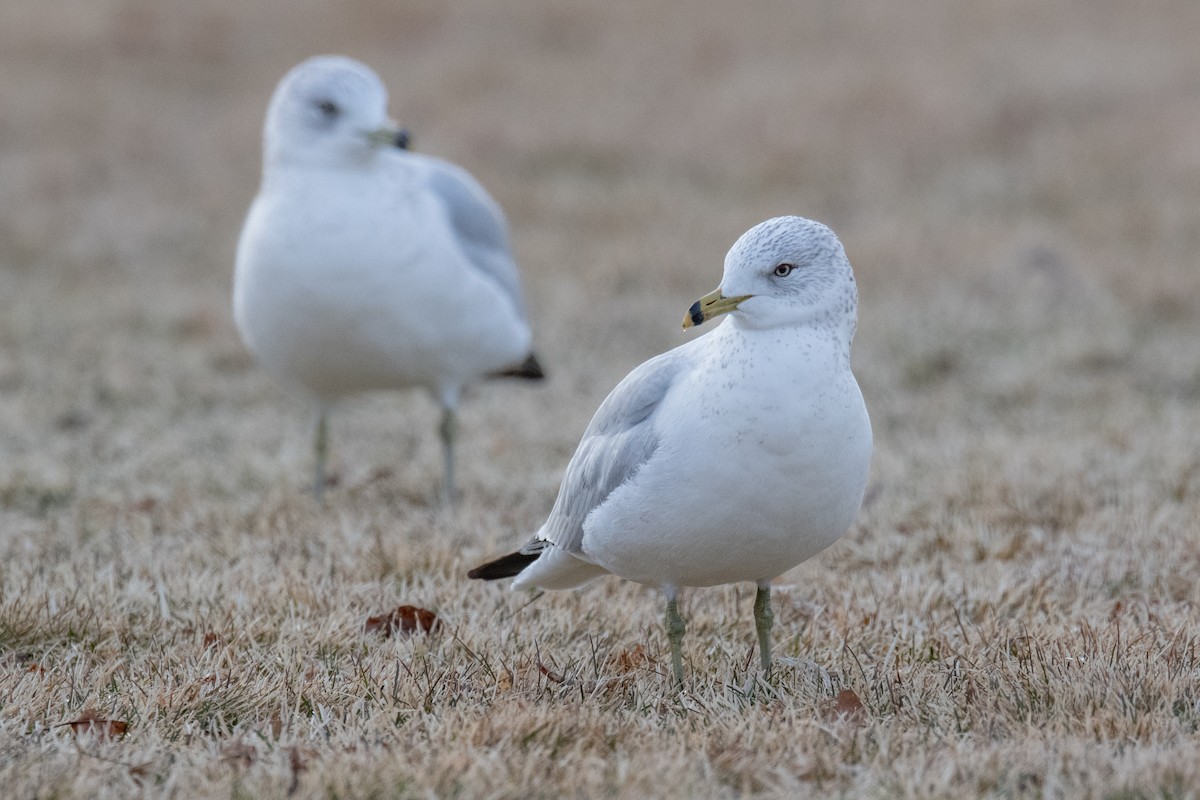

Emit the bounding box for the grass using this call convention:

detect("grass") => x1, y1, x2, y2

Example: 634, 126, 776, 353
2, 0, 1200, 797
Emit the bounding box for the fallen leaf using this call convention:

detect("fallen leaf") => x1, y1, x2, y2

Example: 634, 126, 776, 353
26, 663, 45, 674
537, 658, 565, 684
220, 739, 258, 767
826, 689, 865, 723
287, 746, 316, 796
495, 668, 513, 691
833, 688, 863, 713
60, 710, 129, 739
202, 631, 220, 649
363, 605, 442, 638
610, 644, 653, 673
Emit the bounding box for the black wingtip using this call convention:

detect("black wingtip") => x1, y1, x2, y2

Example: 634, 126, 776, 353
493, 353, 545, 381
468, 550, 539, 580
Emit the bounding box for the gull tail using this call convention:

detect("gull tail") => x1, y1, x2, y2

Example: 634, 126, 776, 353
468, 550, 538, 580
471, 545, 608, 590
492, 353, 545, 381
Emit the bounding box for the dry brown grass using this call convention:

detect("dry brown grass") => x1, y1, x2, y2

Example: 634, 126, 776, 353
3, 1, 1200, 797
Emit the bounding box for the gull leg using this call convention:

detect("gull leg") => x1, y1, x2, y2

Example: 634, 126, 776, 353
438, 405, 457, 506
313, 408, 329, 503
664, 587, 686, 690
754, 580, 775, 679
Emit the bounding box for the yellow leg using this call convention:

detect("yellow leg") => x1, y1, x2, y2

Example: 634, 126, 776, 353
754, 581, 774, 679
665, 591, 686, 690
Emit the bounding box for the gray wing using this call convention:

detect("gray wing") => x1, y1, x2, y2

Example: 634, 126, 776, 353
538, 349, 684, 555
422, 156, 527, 318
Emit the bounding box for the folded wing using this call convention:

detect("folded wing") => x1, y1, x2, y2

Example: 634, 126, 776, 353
541, 350, 682, 556
423, 157, 528, 319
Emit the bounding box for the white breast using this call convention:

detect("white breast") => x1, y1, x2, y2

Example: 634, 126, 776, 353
581, 321, 872, 588
233, 159, 530, 404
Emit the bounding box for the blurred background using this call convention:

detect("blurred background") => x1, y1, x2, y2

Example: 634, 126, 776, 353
1, 0, 1199, 518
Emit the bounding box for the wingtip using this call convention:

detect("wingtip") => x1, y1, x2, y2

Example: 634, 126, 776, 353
523, 353, 546, 380
493, 353, 545, 381
468, 550, 539, 581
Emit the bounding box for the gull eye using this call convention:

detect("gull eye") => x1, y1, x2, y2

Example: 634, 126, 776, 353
316, 99, 339, 118
773, 263, 795, 278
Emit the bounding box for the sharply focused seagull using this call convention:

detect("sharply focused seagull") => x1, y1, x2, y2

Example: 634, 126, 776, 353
235, 56, 543, 503
470, 217, 872, 687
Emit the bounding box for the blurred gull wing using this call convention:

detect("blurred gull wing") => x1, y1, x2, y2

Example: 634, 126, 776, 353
421, 156, 528, 319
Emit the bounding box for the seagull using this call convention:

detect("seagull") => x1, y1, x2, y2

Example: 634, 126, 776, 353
234, 56, 543, 504
469, 216, 872, 687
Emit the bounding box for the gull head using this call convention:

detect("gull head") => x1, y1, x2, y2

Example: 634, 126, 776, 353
263, 56, 410, 168
683, 216, 858, 335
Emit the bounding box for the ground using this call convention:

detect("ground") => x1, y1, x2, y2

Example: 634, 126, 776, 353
2, 1, 1200, 797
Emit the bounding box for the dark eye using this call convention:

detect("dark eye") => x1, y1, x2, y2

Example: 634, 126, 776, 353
773, 263, 795, 277
316, 99, 339, 118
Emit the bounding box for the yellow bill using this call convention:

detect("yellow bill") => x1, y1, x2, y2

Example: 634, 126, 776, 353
683, 288, 753, 329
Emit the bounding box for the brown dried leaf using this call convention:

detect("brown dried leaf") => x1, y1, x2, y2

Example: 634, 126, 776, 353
362, 612, 389, 636
537, 658, 565, 684
61, 710, 129, 738
495, 668, 513, 691
202, 631, 220, 649
220, 739, 258, 768
286, 746, 317, 796
610, 644, 653, 674
827, 689, 865, 723
363, 605, 442, 638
